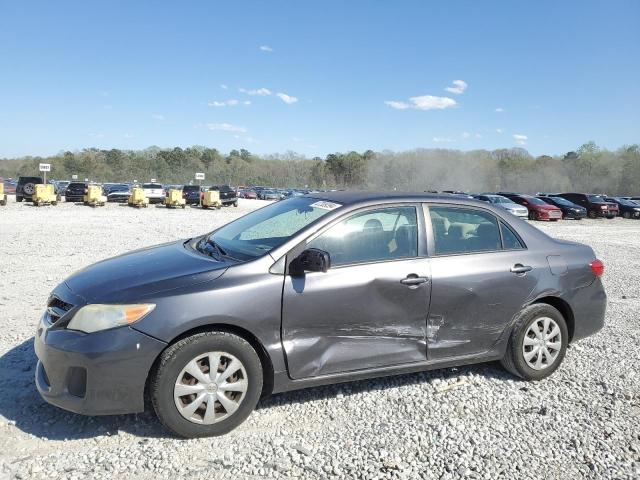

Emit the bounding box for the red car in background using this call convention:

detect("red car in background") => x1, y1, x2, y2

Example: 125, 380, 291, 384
497, 193, 563, 221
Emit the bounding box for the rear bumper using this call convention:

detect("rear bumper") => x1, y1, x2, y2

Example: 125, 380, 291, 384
569, 280, 607, 342
34, 317, 166, 415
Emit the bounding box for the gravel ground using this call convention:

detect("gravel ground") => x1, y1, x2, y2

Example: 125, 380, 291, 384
0, 199, 638, 480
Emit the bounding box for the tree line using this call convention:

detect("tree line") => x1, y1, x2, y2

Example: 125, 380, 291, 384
0, 142, 638, 195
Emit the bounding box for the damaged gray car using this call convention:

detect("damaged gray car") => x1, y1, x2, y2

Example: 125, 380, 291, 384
35, 192, 606, 437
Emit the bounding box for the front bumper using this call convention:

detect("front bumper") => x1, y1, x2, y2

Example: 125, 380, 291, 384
34, 316, 166, 415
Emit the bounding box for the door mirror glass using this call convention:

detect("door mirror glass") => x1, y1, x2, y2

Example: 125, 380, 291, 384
290, 248, 331, 276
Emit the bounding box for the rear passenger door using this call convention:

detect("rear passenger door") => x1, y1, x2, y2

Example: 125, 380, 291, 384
425, 205, 540, 360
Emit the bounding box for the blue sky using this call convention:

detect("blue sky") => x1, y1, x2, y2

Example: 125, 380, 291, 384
0, 0, 638, 158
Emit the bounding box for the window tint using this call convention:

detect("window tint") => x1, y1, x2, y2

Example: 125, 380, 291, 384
430, 206, 501, 255
308, 207, 418, 267
500, 222, 525, 250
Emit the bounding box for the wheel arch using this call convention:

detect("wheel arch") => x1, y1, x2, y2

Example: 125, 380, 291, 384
146, 323, 275, 400
530, 296, 575, 342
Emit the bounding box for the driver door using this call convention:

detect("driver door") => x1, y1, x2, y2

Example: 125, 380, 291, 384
281, 205, 431, 379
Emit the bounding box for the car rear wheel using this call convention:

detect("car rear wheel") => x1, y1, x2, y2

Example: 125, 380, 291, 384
588, 210, 597, 219
151, 331, 263, 438
16, 196, 23, 202
500, 304, 568, 381
623, 212, 631, 219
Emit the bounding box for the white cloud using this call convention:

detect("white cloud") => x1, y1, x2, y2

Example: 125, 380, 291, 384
513, 134, 528, 145
461, 132, 471, 139
495, 107, 505, 113
276, 92, 298, 104
475, 133, 483, 139
206, 123, 247, 133
496, 128, 503, 134
152, 114, 165, 120
123, 133, 134, 139
239, 87, 272, 96
432, 137, 453, 143
386, 95, 457, 111
220, 84, 228, 90
208, 99, 241, 107
385, 100, 411, 110
445, 79, 468, 94
259, 45, 274, 52
243, 100, 251, 105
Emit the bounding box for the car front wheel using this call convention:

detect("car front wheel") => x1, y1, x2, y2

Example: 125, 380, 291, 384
501, 304, 568, 381
151, 331, 263, 438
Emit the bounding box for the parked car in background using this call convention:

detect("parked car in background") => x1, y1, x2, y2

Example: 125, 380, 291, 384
239, 188, 258, 199
142, 183, 165, 204
536, 195, 587, 220
182, 185, 202, 205
205, 185, 238, 207
34, 192, 607, 438
603, 196, 640, 219
16, 176, 43, 202
497, 193, 563, 221
441, 190, 475, 199
474, 194, 529, 219
261, 189, 281, 201
2, 179, 17, 195
65, 182, 88, 202
104, 183, 131, 203
551, 193, 616, 219
56, 181, 70, 196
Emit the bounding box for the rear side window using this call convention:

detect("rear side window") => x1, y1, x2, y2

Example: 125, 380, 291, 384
500, 221, 525, 250
308, 206, 418, 267
430, 206, 502, 255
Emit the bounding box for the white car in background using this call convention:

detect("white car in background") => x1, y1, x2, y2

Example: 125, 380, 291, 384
474, 194, 529, 219
142, 183, 165, 204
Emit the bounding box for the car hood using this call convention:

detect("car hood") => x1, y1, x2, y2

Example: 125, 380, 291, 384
64, 240, 231, 303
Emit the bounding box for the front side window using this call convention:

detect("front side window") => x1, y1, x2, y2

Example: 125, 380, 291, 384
430, 206, 501, 255
308, 206, 418, 267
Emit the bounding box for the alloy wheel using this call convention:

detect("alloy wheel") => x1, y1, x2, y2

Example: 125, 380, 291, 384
522, 317, 562, 370
174, 352, 248, 424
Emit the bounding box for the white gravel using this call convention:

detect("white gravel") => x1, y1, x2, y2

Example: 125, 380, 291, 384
0, 199, 638, 480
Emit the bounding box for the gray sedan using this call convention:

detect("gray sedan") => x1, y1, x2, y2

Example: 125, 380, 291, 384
34, 192, 606, 437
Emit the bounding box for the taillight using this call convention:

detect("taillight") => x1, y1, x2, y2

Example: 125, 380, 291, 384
590, 259, 604, 277
600, 205, 607, 210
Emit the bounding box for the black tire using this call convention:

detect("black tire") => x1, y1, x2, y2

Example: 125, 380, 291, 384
588, 210, 597, 219
500, 303, 568, 381
233, 200, 238, 207
623, 212, 631, 219
528, 211, 535, 220
16, 196, 23, 203
151, 331, 263, 438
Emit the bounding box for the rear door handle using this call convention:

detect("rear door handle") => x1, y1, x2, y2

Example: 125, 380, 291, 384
510, 264, 532, 274
400, 274, 429, 286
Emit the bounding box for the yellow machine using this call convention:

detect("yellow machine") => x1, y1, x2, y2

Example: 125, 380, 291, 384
164, 189, 186, 209
32, 184, 58, 206
128, 187, 149, 208
202, 190, 222, 209
0, 182, 6, 206
83, 185, 107, 207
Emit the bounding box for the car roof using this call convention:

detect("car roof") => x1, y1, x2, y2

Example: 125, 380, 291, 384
305, 190, 489, 207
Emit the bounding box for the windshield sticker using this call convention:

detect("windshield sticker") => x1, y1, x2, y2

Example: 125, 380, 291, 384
310, 201, 342, 211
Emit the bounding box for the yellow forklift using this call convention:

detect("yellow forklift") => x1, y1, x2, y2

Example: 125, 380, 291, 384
83, 185, 107, 207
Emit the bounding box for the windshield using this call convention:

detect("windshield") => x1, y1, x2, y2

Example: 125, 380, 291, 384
490, 196, 515, 204
547, 196, 574, 206
587, 195, 606, 203
522, 196, 547, 206
614, 198, 638, 206
183, 185, 200, 192
207, 197, 339, 260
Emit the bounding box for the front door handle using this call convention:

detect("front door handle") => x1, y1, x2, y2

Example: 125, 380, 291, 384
510, 264, 532, 274
400, 274, 429, 286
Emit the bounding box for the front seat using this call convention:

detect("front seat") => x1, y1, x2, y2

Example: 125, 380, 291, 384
360, 218, 387, 261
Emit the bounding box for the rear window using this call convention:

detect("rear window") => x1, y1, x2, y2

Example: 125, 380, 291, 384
68, 182, 86, 188
143, 183, 163, 189
183, 185, 200, 192
19, 177, 42, 183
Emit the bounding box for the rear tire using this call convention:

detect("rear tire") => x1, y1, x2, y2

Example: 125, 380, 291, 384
16, 196, 23, 203
151, 331, 263, 438
588, 210, 597, 219
623, 212, 631, 219
501, 304, 568, 381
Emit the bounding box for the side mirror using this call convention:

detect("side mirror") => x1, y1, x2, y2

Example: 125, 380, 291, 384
289, 248, 331, 276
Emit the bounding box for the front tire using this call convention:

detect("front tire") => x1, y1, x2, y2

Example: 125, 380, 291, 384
501, 304, 568, 381
151, 331, 263, 438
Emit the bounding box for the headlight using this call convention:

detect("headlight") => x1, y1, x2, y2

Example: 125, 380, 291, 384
67, 304, 155, 333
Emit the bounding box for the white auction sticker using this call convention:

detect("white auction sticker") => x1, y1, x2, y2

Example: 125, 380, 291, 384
310, 201, 342, 211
